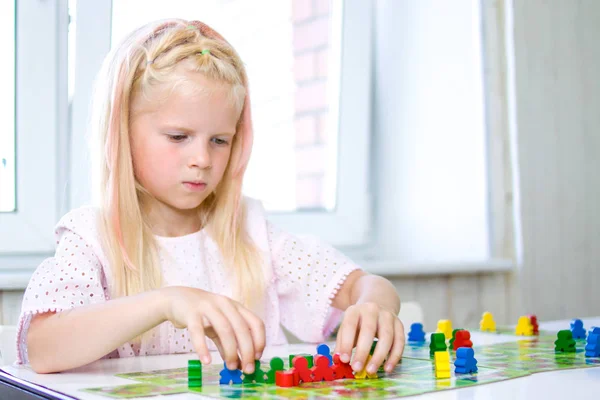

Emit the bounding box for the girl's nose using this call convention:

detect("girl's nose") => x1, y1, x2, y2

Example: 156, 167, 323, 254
188, 143, 211, 169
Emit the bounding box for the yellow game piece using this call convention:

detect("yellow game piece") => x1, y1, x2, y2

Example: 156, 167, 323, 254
480, 311, 497, 332
354, 362, 367, 379
436, 319, 453, 339
515, 315, 534, 336
433, 351, 451, 379
365, 355, 378, 379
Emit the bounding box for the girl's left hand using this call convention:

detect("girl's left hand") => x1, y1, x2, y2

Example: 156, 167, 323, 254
333, 302, 405, 374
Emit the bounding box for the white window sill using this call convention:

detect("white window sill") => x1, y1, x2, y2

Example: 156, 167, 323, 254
358, 258, 514, 276
0, 258, 514, 291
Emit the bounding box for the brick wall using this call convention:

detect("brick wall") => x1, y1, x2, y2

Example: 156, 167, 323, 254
292, 0, 332, 209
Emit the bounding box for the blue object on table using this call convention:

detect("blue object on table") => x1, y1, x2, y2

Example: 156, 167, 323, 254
408, 322, 426, 342
570, 319, 587, 339
219, 363, 243, 384
454, 347, 478, 373
316, 343, 332, 366
584, 326, 600, 357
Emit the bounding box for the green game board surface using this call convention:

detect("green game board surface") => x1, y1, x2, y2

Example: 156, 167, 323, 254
82, 328, 600, 399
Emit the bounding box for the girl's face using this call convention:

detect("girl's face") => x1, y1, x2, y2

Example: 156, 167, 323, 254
129, 70, 241, 213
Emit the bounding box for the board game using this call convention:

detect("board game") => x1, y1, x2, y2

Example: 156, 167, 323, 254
81, 328, 600, 399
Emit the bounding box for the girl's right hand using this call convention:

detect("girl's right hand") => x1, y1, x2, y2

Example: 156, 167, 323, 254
159, 286, 265, 374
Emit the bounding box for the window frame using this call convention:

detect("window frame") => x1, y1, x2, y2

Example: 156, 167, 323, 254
0, 1, 69, 257
69, 0, 373, 247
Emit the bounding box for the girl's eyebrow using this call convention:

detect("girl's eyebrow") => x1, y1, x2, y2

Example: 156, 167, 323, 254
161, 125, 235, 136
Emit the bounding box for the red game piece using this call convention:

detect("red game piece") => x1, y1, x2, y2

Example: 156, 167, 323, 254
311, 354, 335, 381
275, 370, 298, 387
528, 314, 539, 335
292, 356, 313, 383
332, 354, 355, 380
453, 330, 473, 351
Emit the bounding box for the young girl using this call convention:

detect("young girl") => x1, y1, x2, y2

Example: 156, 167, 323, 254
16, 19, 404, 376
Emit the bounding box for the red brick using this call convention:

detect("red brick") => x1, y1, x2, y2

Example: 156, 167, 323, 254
294, 53, 316, 82
295, 115, 318, 145
293, 0, 313, 22
296, 145, 326, 175
315, 48, 329, 78
293, 18, 330, 52
295, 81, 328, 113
296, 176, 324, 208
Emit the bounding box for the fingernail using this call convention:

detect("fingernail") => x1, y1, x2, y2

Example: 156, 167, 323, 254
385, 363, 393, 372
341, 353, 350, 363
255, 352, 262, 360
246, 363, 254, 373
353, 361, 363, 371
367, 364, 376, 374
229, 362, 238, 370
202, 355, 211, 364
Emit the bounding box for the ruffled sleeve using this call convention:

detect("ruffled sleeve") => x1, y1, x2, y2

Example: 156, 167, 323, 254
15, 207, 112, 364
269, 221, 361, 342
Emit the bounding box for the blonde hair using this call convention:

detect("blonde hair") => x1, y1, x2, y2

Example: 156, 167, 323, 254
90, 19, 264, 308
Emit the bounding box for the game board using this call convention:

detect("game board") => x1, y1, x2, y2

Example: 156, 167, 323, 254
81, 329, 600, 399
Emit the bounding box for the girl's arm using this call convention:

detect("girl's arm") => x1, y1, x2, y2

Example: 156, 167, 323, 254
332, 270, 404, 374
27, 286, 265, 374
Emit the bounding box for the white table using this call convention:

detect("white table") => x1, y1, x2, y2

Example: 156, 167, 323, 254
1, 318, 599, 399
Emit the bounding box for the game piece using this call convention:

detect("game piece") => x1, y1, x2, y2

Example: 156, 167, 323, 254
570, 319, 586, 339
408, 323, 426, 342
219, 363, 243, 385
584, 326, 600, 357
370, 339, 378, 355
311, 354, 335, 381
528, 314, 539, 335
291, 355, 314, 383
515, 315, 534, 336
480, 311, 496, 332
554, 329, 576, 352
266, 357, 285, 384
454, 347, 478, 374
365, 355, 378, 379
453, 330, 473, 351
242, 360, 266, 384
449, 328, 461, 349
289, 353, 313, 368
436, 319, 453, 340
275, 370, 298, 387
316, 343, 333, 366
434, 351, 451, 379
429, 332, 447, 356
332, 353, 355, 380
188, 359, 202, 388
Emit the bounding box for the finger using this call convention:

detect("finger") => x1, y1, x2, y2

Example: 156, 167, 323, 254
367, 313, 395, 374
211, 336, 241, 371
217, 300, 256, 374
335, 307, 360, 364
237, 306, 266, 360
204, 308, 239, 371
352, 307, 378, 372
188, 320, 211, 365
384, 319, 405, 373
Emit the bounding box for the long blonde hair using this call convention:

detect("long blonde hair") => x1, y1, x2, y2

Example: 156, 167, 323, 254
90, 19, 264, 307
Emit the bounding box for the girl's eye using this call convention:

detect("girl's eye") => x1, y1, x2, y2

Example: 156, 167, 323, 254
212, 137, 229, 145
168, 134, 188, 142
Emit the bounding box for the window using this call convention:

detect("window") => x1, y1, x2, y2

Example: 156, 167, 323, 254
71, 0, 372, 246
0, 1, 16, 214
0, 1, 66, 255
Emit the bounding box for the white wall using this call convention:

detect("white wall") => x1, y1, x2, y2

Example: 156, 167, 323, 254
372, 0, 490, 264
511, 0, 600, 319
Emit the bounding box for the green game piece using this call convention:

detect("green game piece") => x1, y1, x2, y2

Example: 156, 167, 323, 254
429, 333, 447, 356
370, 339, 378, 355
289, 354, 313, 368
449, 329, 461, 349
242, 360, 266, 384
554, 329, 576, 352
266, 357, 285, 384
187, 359, 202, 387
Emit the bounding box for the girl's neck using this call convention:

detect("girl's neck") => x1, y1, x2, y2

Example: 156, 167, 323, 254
144, 203, 203, 238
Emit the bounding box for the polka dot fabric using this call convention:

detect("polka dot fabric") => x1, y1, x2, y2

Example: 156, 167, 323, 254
15, 198, 360, 365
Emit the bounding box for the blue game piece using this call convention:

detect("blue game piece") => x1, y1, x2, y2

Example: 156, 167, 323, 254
570, 319, 586, 339
584, 327, 600, 357
219, 363, 243, 385
408, 323, 426, 342
454, 347, 478, 373
316, 343, 333, 366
